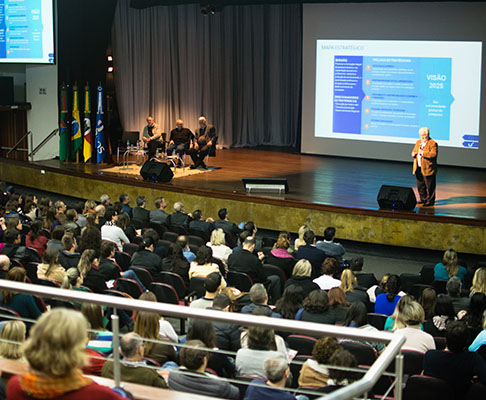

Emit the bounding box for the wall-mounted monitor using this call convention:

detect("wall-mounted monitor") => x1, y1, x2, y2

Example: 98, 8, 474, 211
0, 0, 55, 64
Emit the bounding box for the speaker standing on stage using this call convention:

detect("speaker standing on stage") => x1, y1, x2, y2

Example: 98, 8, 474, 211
412, 127, 438, 207
188, 116, 216, 169
167, 119, 194, 162
142, 116, 162, 159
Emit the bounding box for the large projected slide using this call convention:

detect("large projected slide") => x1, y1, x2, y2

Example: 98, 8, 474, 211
315, 40, 482, 149
0, 0, 54, 63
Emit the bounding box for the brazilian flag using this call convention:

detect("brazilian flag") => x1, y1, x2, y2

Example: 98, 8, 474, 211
59, 84, 70, 162
71, 83, 83, 161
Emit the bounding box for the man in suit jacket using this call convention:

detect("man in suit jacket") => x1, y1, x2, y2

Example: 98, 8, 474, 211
412, 127, 438, 206
296, 230, 326, 280
188, 116, 216, 169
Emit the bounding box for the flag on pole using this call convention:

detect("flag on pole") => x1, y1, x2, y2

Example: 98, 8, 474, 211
59, 83, 70, 162
95, 85, 105, 163
71, 83, 83, 161
83, 83, 92, 162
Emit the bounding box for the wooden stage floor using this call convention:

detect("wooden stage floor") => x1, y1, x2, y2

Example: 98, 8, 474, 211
32, 148, 486, 224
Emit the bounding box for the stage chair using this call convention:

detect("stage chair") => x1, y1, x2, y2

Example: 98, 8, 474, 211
117, 131, 143, 165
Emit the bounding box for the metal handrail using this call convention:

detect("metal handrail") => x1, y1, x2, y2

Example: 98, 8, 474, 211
5, 130, 32, 157
30, 128, 59, 160
0, 281, 405, 399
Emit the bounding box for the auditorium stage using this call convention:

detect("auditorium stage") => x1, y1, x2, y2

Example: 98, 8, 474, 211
1, 148, 486, 254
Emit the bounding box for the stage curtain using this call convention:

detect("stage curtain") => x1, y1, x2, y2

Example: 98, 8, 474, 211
112, 0, 301, 147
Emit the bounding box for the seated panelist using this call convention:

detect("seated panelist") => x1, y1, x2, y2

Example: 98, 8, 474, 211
142, 115, 163, 159
167, 119, 194, 160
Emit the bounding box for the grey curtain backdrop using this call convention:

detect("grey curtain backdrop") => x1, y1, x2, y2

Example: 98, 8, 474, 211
112, 0, 301, 147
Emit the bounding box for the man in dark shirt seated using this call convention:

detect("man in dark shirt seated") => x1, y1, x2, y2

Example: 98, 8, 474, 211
1, 229, 41, 264
296, 230, 326, 280
188, 209, 214, 234
58, 233, 81, 270
214, 208, 240, 235
167, 119, 194, 160
132, 195, 150, 227
424, 320, 486, 399
228, 237, 281, 304
187, 116, 216, 170
166, 202, 192, 229
149, 197, 169, 226
349, 257, 378, 289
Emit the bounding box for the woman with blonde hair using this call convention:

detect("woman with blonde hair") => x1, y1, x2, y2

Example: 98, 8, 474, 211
138, 291, 178, 343
134, 292, 178, 366
294, 224, 310, 251
206, 228, 232, 266
0, 320, 26, 360
470, 268, 486, 297
434, 249, 467, 285
393, 301, 435, 353
284, 259, 319, 297
340, 269, 369, 305
77, 249, 107, 293
7, 309, 122, 399
37, 247, 66, 285
384, 295, 416, 331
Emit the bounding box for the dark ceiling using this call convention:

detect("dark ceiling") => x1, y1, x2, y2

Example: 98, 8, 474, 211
130, 0, 482, 9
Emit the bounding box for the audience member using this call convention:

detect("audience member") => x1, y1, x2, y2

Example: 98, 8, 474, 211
298, 336, 341, 387
209, 293, 241, 352
214, 207, 240, 235
163, 242, 190, 284
324, 349, 360, 391
313, 257, 341, 290
138, 291, 178, 343
343, 302, 384, 352
327, 287, 350, 324
190, 272, 223, 309
424, 320, 486, 399
189, 245, 225, 284
119, 193, 132, 218
374, 274, 401, 315
189, 209, 214, 233
100, 194, 111, 206
296, 230, 326, 279
166, 202, 191, 228
102, 332, 168, 388
58, 233, 81, 269
275, 285, 305, 320
132, 195, 150, 227
446, 276, 470, 314
241, 283, 281, 317
207, 228, 233, 266
459, 293, 486, 342
384, 295, 416, 331
131, 235, 163, 276
177, 235, 196, 263
77, 249, 106, 293
244, 355, 302, 400
350, 256, 378, 289
37, 247, 66, 285
0, 255, 10, 279
229, 237, 281, 304
186, 319, 235, 378
419, 287, 437, 322
25, 220, 48, 258
316, 227, 345, 265
340, 269, 368, 305
46, 225, 65, 252
78, 225, 101, 255
7, 309, 123, 399
101, 208, 130, 251
1, 229, 41, 263
470, 268, 486, 297
133, 301, 178, 366
63, 208, 81, 236
168, 339, 239, 399
149, 197, 169, 225
284, 259, 320, 297
82, 303, 113, 354
0, 267, 42, 321
434, 249, 467, 285
424, 294, 456, 336
293, 225, 310, 251
98, 240, 121, 281
0, 320, 26, 360
394, 301, 435, 353
265, 234, 296, 279
296, 290, 337, 325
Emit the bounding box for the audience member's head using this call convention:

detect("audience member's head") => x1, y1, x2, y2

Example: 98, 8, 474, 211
195, 245, 213, 265
344, 301, 368, 327
324, 227, 336, 241
81, 303, 105, 331
442, 248, 459, 277
217, 208, 228, 221
192, 210, 203, 221
100, 240, 115, 259
446, 320, 468, 353
0, 255, 10, 271
340, 269, 357, 293
401, 300, 425, 327
249, 283, 267, 305
242, 236, 257, 251
303, 230, 315, 245
297, 225, 311, 242
120, 332, 144, 361
187, 319, 217, 350
99, 194, 111, 205
274, 285, 304, 319
4, 229, 20, 245
65, 208, 77, 222
180, 340, 209, 371
61, 233, 76, 251
173, 202, 184, 212
349, 257, 364, 272
303, 290, 329, 314
384, 274, 401, 301
61, 267, 82, 289
264, 355, 290, 387
210, 228, 226, 246
292, 259, 312, 277
471, 268, 486, 296
312, 336, 341, 365
154, 197, 167, 210
51, 225, 65, 241
446, 276, 462, 298
104, 206, 118, 222
274, 235, 290, 250
0, 320, 26, 360
212, 293, 231, 311
419, 287, 437, 319
136, 195, 146, 207
204, 272, 222, 294
328, 349, 360, 385
328, 287, 350, 307
434, 294, 455, 320
321, 257, 339, 276
119, 193, 130, 205
23, 309, 89, 377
